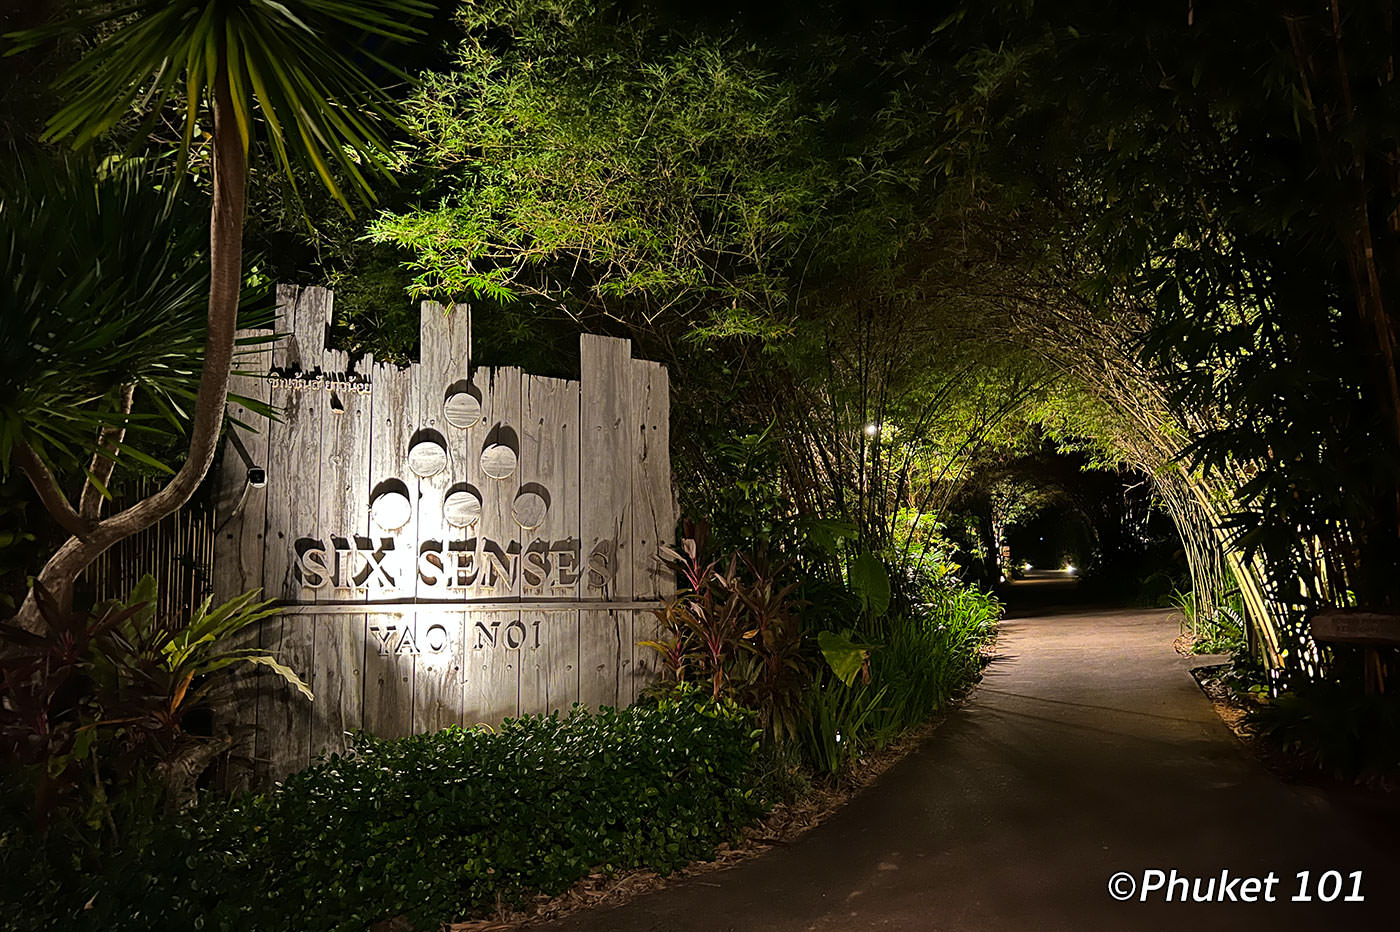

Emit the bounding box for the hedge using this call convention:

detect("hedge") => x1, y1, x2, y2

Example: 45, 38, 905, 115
3, 694, 767, 932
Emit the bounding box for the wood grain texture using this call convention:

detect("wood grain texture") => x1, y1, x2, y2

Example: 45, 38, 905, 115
579, 335, 634, 709
363, 359, 416, 739
210, 328, 272, 790
218, 295, 673, 778
629, 360, 674, 702
309, 343, 370, 759
211, 334, 272, 603
257, 286, 330, 780
520, 376, 581, 713
462, 367, 523, 726
412, 302, 471, 732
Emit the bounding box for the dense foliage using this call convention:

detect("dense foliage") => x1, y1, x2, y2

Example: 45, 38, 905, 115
0, 577, 305, 833
646, 528, 1001, 778
804, 586, 1001, 777
11, 0, 1400, 924
0, 695, 765, 932
937, 0, 1400, 673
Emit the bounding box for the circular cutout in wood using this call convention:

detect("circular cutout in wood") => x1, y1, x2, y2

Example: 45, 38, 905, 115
443, 391, 482, 429
371, 491, 412, 531
444, 488, 482, 528
512, 489, 548, 529
480, 443, 517, 480
408, 439, 449, 477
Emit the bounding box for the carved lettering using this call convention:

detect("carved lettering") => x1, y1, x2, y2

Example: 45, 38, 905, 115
474, 620, 500, 649
450, 543, 480, 589
295, 544, 331, 589
418, 544, 445, 589
521, 545, 549, 590
369, 624, 398, 656
554, 546, 580, 589
361, 542, 397, 589
504, 620, 527, 649
370, 616, 546, 658
585, 539, 617, 590
483, 541, 516, 589
293, 535, 618, 596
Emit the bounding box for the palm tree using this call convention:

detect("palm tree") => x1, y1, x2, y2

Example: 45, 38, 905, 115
5, 0, 430, 629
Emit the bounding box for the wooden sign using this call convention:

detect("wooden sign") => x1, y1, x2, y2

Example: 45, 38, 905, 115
211, 286, 675, 781
1310, 611, 1400, 647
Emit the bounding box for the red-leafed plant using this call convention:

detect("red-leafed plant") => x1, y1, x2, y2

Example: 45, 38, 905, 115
645, 521, 812, 744
0, 576, 307, 832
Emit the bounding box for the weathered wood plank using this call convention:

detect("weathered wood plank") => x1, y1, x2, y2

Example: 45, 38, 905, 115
631, 360, 674, 599
309, 344, 371, 760
412, 301, 472, 733
520, 375, 581, 714
212, 333, 273, 602
219, 291, 674, 781
211, 328, 273, 791
257, 286, 330, 780
288, 285, 329, 370
363, 359, 416, 739
1311, 611, 1400, 646
579, 335, 634, 709
628, 360, 674, 702
463, 366, 523, 726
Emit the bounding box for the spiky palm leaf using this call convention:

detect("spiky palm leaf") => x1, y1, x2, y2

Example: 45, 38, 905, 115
0, 154, 271, 480
7, 0, 432, 210
3, 0, 429, 631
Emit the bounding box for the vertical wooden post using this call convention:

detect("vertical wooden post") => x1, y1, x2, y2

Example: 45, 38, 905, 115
309, 334, 372, 761
463, 366, 524, 726
579, 335, 634, 709
364, 359, 416, 739
520, 375, 582, 713
210, 324, 272, 789
257, 285, 329, 780
629, 359, 675, 702
411, 301, 471, 732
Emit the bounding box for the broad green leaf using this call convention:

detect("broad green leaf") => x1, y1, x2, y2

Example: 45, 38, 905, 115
817, 629, 876, 687
849, 550, 891, 618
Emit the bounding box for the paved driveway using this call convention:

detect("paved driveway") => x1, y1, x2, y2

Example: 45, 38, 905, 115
529, 596, 1400, 931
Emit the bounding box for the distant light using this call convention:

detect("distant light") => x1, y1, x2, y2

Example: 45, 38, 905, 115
864, 423, 879, 436
999, 575, 1006, 583
1065, 565, 1076, 574
1023, 562, 1032, 571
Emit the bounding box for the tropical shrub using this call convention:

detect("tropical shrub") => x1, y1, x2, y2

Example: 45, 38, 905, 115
801, 679, 887, 777
1249, 680, 1400, 781
800, 583, 1000, 777
646, 527, 813, 745
1172, 587, 1247, 655
1, 693, 766, 932
0, 577, 304, 832
871, 589, 1000, 730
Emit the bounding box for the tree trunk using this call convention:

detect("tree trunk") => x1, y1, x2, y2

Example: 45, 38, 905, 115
12, 66, 246, 632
